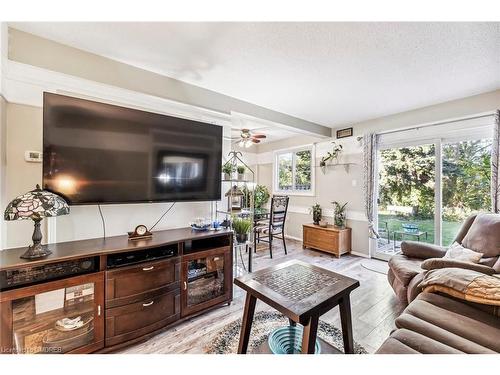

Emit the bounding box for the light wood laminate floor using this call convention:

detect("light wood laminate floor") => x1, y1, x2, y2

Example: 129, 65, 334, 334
120, 239, 405, 354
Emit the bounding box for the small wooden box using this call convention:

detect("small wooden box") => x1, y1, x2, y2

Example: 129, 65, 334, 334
302, 224, 351, 258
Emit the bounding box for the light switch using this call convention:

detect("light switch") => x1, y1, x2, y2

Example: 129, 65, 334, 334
351, 179, 357, 187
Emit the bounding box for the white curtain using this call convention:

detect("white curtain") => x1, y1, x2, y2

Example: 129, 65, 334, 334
363, 133, 379, 238
492, 110, 500, 213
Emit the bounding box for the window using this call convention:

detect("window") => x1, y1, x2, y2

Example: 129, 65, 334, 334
373, 113, 495, 260
274, 146, 314, 195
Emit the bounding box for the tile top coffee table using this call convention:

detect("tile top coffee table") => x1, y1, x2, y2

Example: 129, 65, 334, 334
234, 259, 360, 354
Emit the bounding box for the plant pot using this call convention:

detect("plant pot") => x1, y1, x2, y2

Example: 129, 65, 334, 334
235, 233, 248, 244
334, 213, 346, 228
237, 173, 245, 180
223, 173, 231, 180
312, 208, 322, 225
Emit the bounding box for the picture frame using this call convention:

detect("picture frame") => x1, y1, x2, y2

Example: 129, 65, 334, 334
336, 127, 353, 139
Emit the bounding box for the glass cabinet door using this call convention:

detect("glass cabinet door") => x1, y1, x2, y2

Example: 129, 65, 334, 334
9, 275, 103, 354
182, 249, 231, 316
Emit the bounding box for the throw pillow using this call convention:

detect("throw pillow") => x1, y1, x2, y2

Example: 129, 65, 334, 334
444, 242, 482, 263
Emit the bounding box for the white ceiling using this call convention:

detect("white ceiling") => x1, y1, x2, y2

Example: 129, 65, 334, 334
9, 22, 500, 127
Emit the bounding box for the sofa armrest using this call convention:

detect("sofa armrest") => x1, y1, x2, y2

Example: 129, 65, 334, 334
421, 258, 496, 275
401, 241, 447, 259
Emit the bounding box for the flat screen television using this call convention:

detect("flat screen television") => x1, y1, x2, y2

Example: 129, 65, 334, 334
43, 93, 222, 205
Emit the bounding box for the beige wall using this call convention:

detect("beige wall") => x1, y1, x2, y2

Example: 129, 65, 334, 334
334, 89, 500, 136
4, 103, 44, 247
0, 95, 7, 247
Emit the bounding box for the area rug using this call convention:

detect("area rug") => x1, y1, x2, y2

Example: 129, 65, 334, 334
361, 259, 389, 275
205, 311, 367, 354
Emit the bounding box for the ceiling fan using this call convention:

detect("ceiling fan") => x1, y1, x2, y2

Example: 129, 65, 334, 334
232, 128, 267, 148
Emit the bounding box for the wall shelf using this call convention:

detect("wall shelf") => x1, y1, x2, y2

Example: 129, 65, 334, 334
316, 162, 359, 173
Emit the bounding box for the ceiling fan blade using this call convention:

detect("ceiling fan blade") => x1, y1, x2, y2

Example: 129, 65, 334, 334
252, 134, 267, 139
251, 139, 261, 143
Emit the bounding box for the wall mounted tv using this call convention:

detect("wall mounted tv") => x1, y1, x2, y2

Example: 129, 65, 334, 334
43, 93, 222, 205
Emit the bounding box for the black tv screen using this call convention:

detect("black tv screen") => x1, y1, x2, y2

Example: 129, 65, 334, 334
43, 93, 222, 205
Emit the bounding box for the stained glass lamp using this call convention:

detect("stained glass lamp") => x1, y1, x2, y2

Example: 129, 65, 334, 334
4, 184, 70, 259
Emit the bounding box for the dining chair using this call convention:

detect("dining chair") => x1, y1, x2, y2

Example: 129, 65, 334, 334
254, 195, 289, 258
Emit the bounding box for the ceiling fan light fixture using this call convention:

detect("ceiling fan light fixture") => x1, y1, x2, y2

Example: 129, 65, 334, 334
244, 140, 252, 148
238, 139, 245, 147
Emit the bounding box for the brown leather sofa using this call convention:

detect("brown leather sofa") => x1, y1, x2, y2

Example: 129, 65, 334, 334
376, 292, 500, 354
387, 213, 500, 305
378, 213, 500, 354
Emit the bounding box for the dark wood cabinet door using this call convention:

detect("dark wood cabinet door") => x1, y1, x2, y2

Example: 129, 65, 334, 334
0, 272, 105, 354
181, 247, 232, 318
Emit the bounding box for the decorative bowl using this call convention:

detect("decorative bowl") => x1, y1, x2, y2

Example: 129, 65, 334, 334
268, 325, 321, 354
190, 224, 210, 232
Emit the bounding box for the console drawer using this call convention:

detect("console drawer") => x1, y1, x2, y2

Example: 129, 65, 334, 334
105, 290, 180, 347
105, 257, 180, 308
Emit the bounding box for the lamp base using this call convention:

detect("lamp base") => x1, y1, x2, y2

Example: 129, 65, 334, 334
20, 243, 52, 260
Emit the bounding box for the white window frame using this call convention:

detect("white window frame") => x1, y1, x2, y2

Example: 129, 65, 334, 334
273, 144, 315, 196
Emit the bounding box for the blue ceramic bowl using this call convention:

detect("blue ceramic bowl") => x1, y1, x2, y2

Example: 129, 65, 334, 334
268, 326, 321, 354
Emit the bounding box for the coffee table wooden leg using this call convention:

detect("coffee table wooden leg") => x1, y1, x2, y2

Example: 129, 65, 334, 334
339, 294, 354, 354
301, 315, 319, 354
237, 293, 257, 354
288, 318, 296, 327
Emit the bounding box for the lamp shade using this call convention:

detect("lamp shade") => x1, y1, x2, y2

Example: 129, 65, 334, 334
4, 184, 69, 221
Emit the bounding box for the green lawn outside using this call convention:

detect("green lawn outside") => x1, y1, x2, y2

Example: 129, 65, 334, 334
378, 214, 463, 246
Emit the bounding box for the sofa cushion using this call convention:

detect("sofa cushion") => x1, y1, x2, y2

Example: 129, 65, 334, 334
388, 255, 423, 285
461, 213, 500, 258
399, 292, 500, 352
421, 258, 496, 275
443, 242, 483, 263
385, 329, 463, 354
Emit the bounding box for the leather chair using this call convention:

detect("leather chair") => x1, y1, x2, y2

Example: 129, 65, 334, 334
387, 213, 500, 305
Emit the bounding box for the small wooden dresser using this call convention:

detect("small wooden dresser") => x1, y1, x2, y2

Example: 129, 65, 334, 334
302, 224, 351, 258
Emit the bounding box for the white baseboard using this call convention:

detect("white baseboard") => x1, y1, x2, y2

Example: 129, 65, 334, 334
285, 235, 371, 258
285, 234, 303, 242
351, 251, 371, 258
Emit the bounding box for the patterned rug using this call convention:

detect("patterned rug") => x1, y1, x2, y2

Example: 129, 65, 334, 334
205, 311, 367, 354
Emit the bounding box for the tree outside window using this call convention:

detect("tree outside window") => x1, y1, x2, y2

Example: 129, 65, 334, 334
276, 147, 313, 194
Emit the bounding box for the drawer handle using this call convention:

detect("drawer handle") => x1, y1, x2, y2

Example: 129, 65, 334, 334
183, 281, 187, 290
142, 301, 154, 307
142, 266, 154, 271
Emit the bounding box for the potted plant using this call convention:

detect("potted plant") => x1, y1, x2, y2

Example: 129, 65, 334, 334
222, 163, 235, 180
237, 165, 246, 180
332, 201, 348, 228
232, 216, 252, 243
254, 185, 270, 209
311, 203, 322, 225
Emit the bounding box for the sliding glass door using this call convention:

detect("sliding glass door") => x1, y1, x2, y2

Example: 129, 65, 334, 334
373, 136, 492, 260
375, 143, 436, 259
441, 139, 492, 246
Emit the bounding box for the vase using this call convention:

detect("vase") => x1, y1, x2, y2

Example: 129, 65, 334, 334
334, 213, 346, 228
236, 233, 248, 244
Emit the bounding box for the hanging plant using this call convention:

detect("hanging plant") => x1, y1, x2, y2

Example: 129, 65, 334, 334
320, 142, 343, 173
